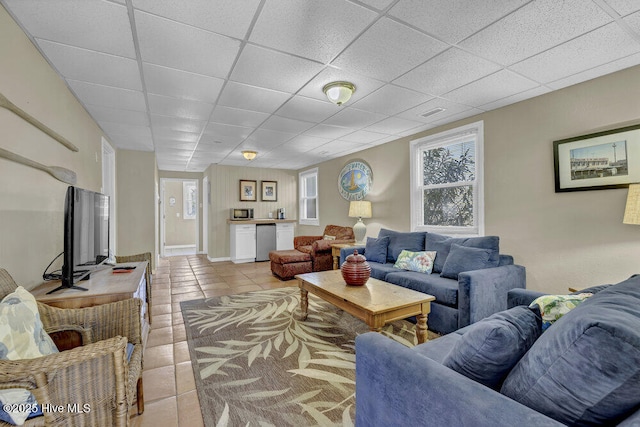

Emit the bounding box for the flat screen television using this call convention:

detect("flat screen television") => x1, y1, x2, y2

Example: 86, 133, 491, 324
48, 186, 110, 294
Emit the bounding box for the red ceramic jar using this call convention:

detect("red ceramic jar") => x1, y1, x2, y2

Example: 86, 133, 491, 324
341, 249, 371, 286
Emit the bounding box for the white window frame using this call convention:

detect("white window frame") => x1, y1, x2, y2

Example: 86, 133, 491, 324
410, 121, 484, 236
299, 167, 319, 226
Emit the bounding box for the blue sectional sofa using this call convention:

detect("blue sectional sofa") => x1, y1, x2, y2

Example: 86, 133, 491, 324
340, 228, 526, 334
354, 274, 640, 426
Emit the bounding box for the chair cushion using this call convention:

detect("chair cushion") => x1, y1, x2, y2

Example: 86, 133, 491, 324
378, 229, 426, 263
364, 236, 389, 264
440, 244, 499, 279
501, 275, 640, 426
393, 250, 437, 274
443, 306, 541, 390
426, 233, 499, 274
269, 250, 311, 264
323, 225, 354, 241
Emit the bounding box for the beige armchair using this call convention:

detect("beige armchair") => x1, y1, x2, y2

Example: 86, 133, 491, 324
116, 252, 152, 324
0, 269, 144, 426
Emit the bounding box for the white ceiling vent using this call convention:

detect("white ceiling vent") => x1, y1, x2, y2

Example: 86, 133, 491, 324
420, 107, 446, 118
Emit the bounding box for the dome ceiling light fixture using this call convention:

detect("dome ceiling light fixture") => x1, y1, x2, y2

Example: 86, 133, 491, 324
323, 81, 356, 106
242, 150, 257, 160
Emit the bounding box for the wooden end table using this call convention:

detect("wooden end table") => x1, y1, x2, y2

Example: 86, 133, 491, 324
296, 270, 436, 344
330, 243, 357, 270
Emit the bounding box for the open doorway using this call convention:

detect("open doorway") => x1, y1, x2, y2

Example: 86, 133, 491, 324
160, 178, 198, 257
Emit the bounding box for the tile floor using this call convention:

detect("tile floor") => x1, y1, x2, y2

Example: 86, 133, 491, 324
130, 255, 296, 426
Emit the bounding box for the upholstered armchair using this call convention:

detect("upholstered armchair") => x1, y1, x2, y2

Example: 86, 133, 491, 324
0, 268, 144, 426
116, 252, 152, 324
294, 225, 355, 272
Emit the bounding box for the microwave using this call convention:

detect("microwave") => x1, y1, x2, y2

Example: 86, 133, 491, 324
231, 208, 254, 220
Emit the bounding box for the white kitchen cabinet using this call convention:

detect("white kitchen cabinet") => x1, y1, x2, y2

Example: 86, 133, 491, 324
276, 222, 294, 250
230, 223, 256, 263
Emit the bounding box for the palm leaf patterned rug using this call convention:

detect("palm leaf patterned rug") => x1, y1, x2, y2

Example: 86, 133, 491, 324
181, 286, 438, 427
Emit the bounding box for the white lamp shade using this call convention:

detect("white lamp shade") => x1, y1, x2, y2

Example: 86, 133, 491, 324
348, 201, 372, 219
623, 183, 640, 225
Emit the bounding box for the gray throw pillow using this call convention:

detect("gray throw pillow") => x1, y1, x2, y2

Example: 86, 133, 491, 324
364, 236, 389, 264
440, 244, 499, 279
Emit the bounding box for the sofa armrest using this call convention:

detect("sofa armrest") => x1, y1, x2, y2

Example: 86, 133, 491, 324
355, 332, 563, 427
457, 264, 526, 327
294, 235, 322, 248
339, 245, 365, 266
507, 288, 547, 308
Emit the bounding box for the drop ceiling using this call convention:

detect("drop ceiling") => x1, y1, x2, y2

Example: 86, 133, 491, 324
2, 0, 640, 171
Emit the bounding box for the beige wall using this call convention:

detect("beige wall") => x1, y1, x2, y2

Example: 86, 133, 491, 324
163, 180, 196, 246
205, 165, 298, 259
0, 7, 107, 288
310, 65, 640, 293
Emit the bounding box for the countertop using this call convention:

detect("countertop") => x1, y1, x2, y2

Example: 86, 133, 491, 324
226, 219, 296, 224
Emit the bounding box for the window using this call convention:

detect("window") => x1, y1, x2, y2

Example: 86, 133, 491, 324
299, 168, 319, 226
410, 121, 484, 236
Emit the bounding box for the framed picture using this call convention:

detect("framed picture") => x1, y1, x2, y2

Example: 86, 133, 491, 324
239, 179, 257, 201
553, 123, 640, 192
261, 180, 277, 201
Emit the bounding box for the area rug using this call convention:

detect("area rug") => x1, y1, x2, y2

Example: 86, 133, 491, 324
181, 287, 438, 427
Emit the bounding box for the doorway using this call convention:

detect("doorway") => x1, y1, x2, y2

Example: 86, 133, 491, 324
202, 175, 209, 257
101, 138, 116, 260
160, 178, 198, 257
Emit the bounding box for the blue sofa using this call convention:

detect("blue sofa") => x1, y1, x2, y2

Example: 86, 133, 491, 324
340, 228, 526, 334
355, 274, 640, 426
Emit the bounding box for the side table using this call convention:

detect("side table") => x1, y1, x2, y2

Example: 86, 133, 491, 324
331, 243, 358, 270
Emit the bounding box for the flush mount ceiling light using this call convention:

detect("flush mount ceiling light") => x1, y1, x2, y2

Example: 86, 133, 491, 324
323, 81, 356, 106
242, 150, 257, 160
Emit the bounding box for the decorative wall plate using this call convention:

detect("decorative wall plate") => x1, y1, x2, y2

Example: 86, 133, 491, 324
338, 159, 373, 201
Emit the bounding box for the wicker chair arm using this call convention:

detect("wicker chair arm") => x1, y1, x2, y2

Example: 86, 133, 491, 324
38, 298, 142, 345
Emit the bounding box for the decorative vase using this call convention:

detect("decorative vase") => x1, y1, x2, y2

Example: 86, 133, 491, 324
341, 249, 371, 286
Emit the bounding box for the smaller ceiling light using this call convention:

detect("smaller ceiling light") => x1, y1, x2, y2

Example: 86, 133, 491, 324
323, 81, 356, 106
242, 150, 257, 160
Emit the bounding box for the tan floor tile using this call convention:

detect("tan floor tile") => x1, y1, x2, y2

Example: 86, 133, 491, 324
174, 341, 191, 364
144, 343, 174, 370
142, 365, 176, 402
172, 311, 185, 325
151, 313, 172, 330
147, 326, 174, 347
175, 361, 196, 395
151, 304, 172, 316
198, 282, 230, 290
224, 278, 254, 286
173, 323, 186, 343
172, 291, 205, 303
133, 396, 178, 427
177, 390, 204, 427
228, 284, 262, 293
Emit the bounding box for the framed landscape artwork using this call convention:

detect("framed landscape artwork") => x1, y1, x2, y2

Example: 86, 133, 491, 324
239, 179, 257, 201
553, 123, 640, 192
261, 181, 277, 201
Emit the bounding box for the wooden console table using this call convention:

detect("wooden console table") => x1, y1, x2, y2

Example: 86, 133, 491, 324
31, 261, 150, 347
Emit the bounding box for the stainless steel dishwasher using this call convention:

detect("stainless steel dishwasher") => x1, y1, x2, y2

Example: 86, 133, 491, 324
255, 223, 276, 262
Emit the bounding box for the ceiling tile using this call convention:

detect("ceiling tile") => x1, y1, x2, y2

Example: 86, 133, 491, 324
107, 133, 154, 151
303, 123, 354, 139
135, 10, 240, 78
147, 93, 214, 120
443, 70, 539, 107
150, 115, 206, 134
460, 0, 613, 65
331, 17, 448, 81
339, 129, 389, 144
261, 116, 315, 134
366, 116, 423, 134
546, 51, 640, 90
275, 96, 339, 123
230, 44, 325, 93
250, 0, 377, 63
217, 81, 290, 114
152, 129, 200, 143
242, 128, 297, 148
153, 139, 198, 150
132, 0, 261, 39
393, 48, 502, 96
279, 135, 333, 153
389, 0, 529, 44
603, 0, 640, 16
509, 23, 640, 84
322, 107, 385, 129
357, 0, 396, 11
210, 106, 269, 128
143, 63, 224, 103
352, 84, 432, 116
67, 80, 147, 111
397, 98, 478, 124
37, 40, 142, 91
203, 122, 254, 144
2, 0, 135, 57
100, 121, 152, 140
85, 104, 149, 127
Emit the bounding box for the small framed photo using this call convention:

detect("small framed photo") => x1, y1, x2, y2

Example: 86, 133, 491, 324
261, 181, 277, 201
239, 179, 257, 201
553, 123, 640, 192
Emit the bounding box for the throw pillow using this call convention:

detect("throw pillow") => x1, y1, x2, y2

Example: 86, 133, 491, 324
364, 236, 389, 264
323, 235, 336, 240
393, 250, 437, 274
426, 234, 499, 274
0, 286, 58, 425
377, 229, 426, 263
0, 390, 41, 425
443, 306, 542, 390
440, 244, 499, 279
529, 293, 593, 331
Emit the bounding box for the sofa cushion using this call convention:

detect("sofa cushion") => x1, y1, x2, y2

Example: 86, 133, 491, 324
440, 244, 499, 279
443, 306, 541, 390
385, 271, 458, 306
501, 275, 640, 426
426, 233, 499, 274
378, 229, 426, 263
368, 262, 397, 281
393, 250, 436, 274
364, 236, 389, 264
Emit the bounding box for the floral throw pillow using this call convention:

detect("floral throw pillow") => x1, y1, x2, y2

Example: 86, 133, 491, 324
393, 250, 437, 274
529, 293, 593, 331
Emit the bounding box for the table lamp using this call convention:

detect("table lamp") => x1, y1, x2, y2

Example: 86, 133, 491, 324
623, 183, 640, 225
349, 200, 372, 244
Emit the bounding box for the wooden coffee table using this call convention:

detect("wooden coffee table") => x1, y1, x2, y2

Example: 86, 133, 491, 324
295, 270, 436, 344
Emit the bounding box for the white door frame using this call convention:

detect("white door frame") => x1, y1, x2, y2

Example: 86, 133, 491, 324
160, 178, 199, 257
202, 175, 209, 257
101, 138, 116, 259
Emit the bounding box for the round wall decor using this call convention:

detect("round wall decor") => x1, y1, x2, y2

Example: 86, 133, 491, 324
338, 159, 373, 201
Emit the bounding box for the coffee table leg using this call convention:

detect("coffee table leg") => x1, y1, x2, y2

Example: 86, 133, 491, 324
300, 289, 309, 320
416, 313, 428, 344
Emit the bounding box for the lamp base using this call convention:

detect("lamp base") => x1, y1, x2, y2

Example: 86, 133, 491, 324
353, 218, 367, 245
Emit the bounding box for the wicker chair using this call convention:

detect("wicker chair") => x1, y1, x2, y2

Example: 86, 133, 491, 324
0, 269, 144, 426
115, 252, 152, 324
